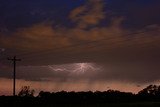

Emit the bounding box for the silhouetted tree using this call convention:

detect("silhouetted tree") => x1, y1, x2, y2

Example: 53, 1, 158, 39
18, 86, 35, 97
138, 85, 159, 96
38, 91, 51, 98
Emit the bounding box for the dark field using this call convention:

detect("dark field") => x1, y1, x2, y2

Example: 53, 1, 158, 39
2, 101, 160, 107
1, 96, 160, 107
27, 102, 160, 107
42, 102, 160, 107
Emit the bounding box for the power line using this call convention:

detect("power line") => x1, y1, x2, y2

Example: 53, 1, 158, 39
19, 32, 160, 64
24, 38, 160, 64
17, 29, 158, 58
0, 29, 159, 64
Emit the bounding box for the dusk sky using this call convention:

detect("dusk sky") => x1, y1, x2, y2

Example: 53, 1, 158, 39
0, 0, 160, 95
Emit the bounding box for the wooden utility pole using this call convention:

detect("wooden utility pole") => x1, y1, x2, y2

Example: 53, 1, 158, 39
8, 56, 21, 96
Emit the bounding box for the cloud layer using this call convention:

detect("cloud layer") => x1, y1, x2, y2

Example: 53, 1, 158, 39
0, 0, 160, 93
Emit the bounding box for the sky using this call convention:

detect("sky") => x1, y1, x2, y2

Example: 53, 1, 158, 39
0, 0, 160, 95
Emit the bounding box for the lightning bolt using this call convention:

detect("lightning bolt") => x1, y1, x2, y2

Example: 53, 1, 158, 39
73, 63, 98, 74
48, 65, 66, 72
47, 63, 100, 74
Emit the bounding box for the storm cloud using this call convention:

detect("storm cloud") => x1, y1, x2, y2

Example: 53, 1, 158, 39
0, 0, 160, 94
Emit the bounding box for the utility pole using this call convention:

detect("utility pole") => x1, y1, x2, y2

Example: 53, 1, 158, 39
8, 56, 21, 96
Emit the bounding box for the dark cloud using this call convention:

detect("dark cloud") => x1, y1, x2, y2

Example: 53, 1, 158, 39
0, 0, 160, 86
107, 0, 160, 30
0, 0, 84, 31
1, 61, 160, 84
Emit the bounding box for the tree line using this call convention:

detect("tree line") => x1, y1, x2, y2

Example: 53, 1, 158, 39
1, 85, 160, 107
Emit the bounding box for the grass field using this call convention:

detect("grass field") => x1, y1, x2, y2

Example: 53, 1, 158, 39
1, 101, 160, 107
34, 102, 160, 107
